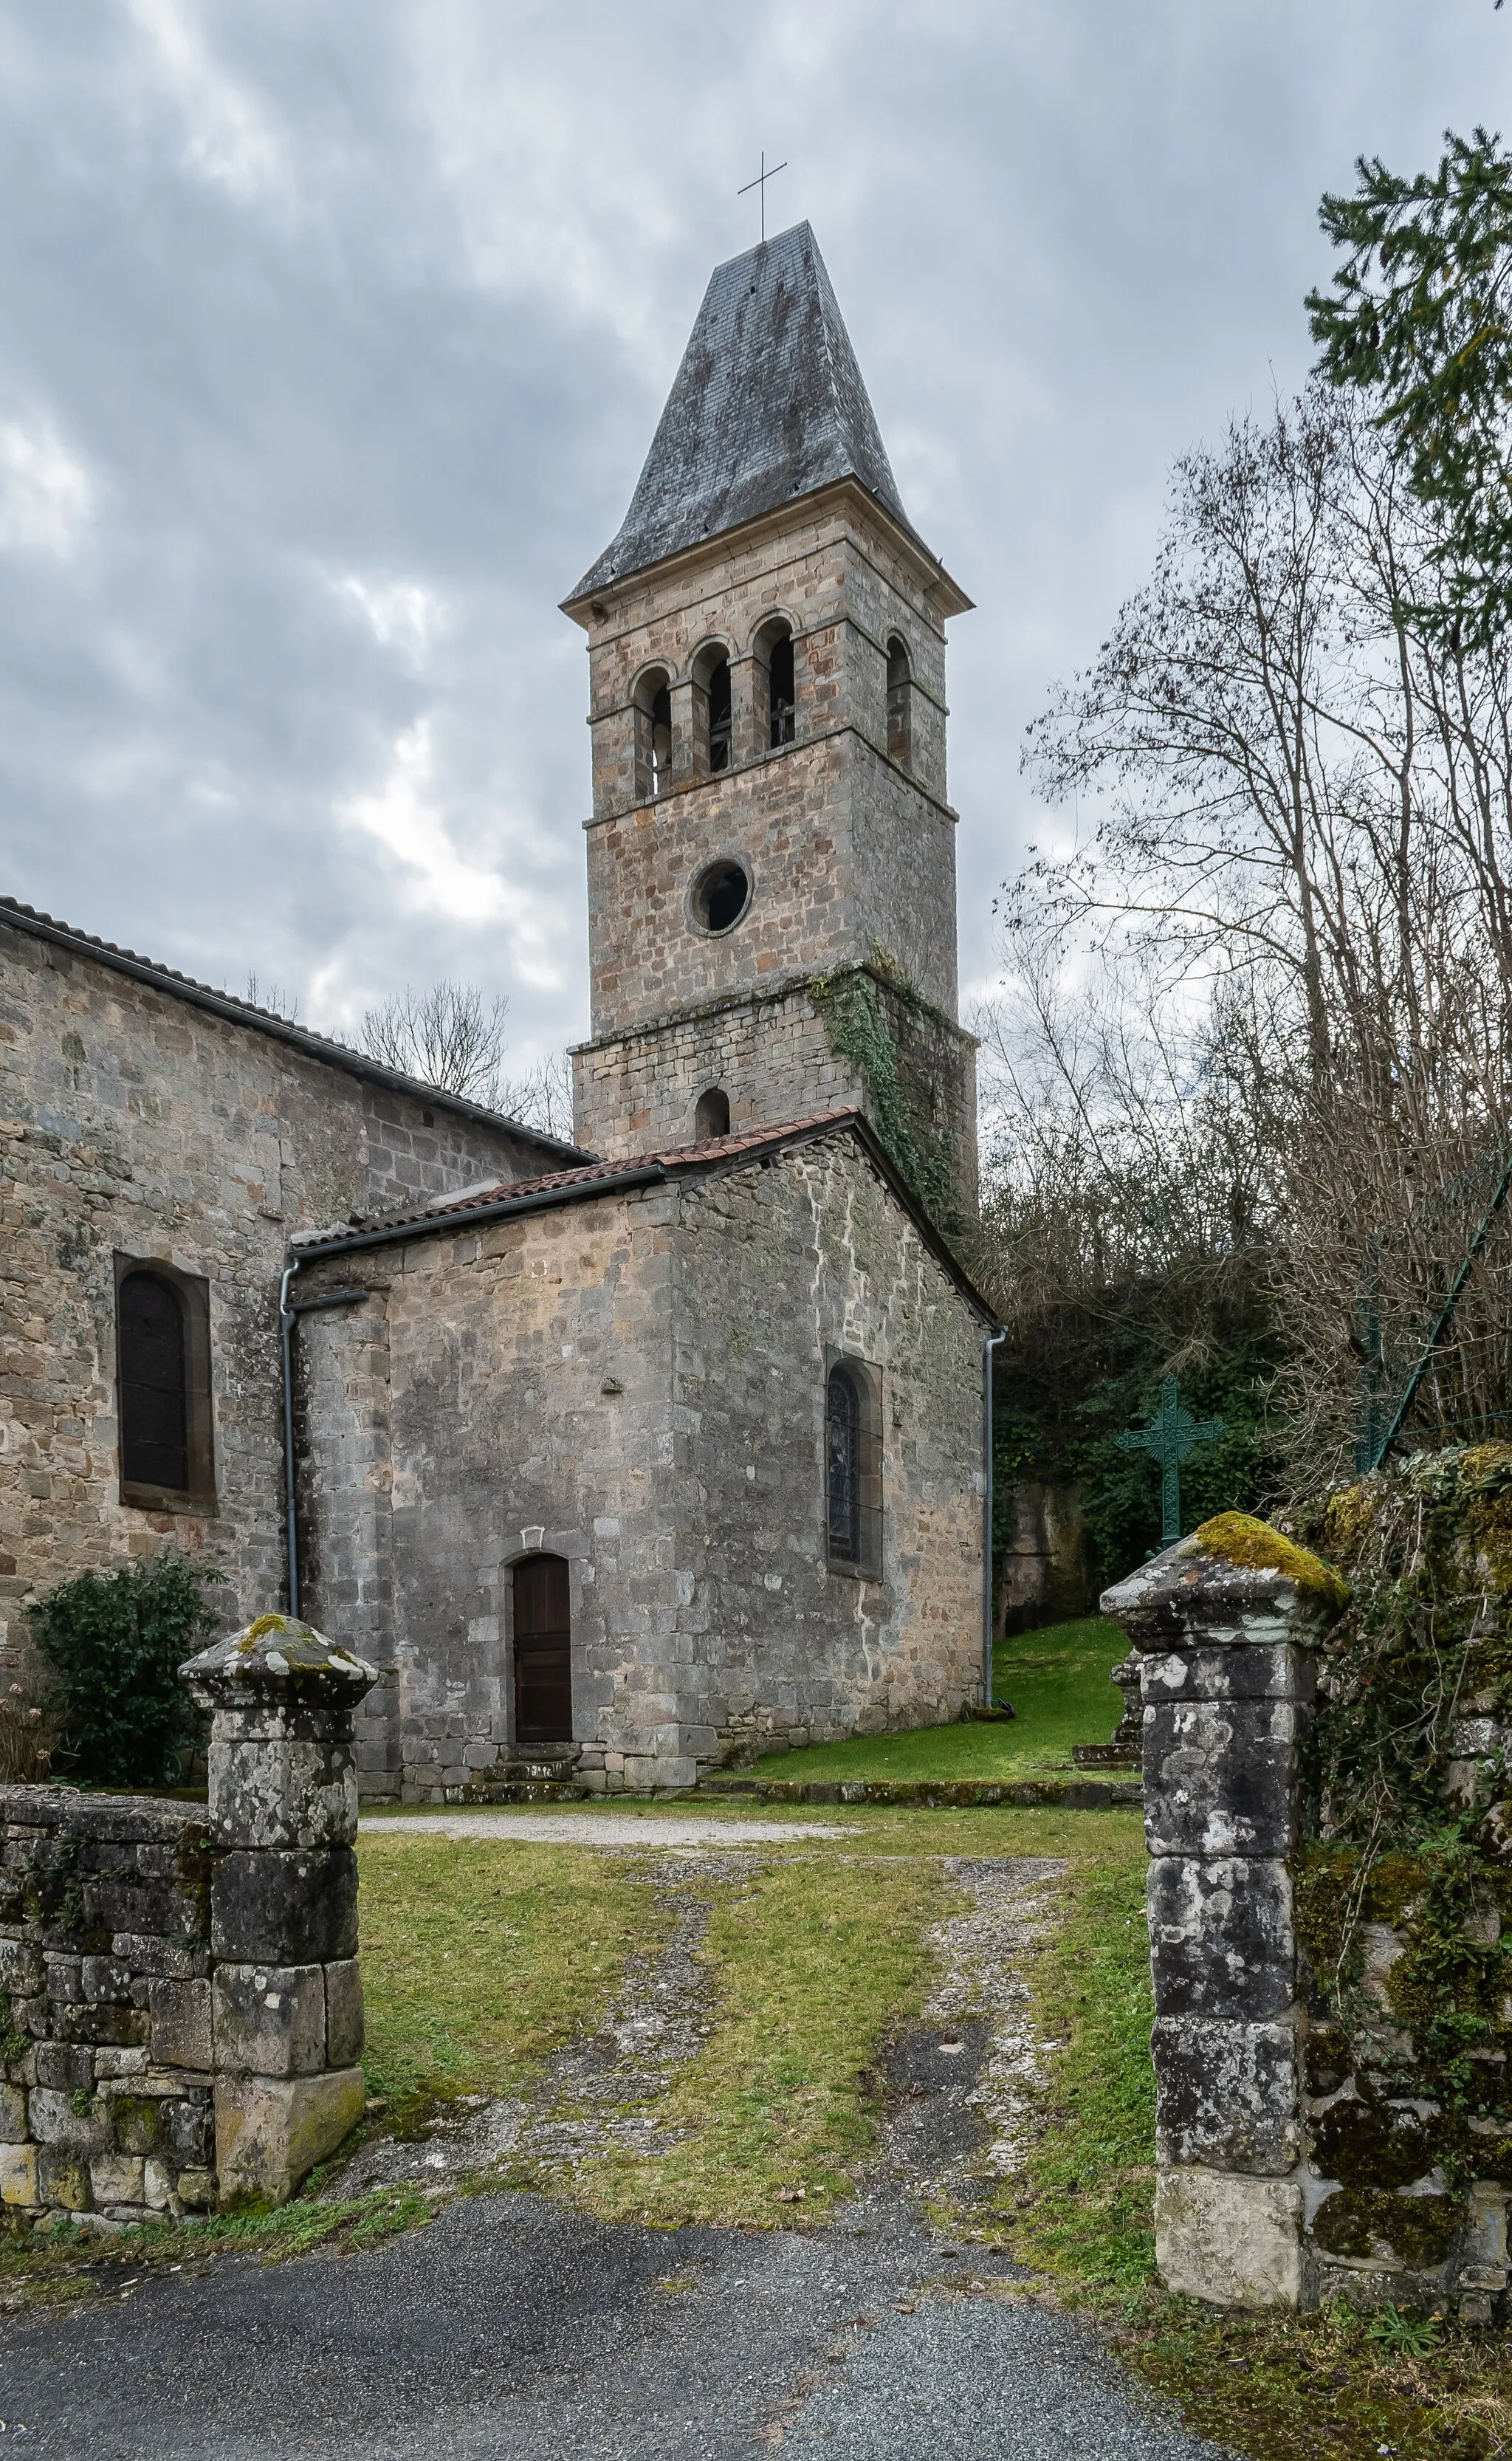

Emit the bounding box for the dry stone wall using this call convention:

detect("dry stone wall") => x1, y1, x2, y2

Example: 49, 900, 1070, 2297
0, 1612, 374, 2225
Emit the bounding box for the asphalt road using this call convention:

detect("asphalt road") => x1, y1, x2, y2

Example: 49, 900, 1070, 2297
0, 2189, 1231, 2460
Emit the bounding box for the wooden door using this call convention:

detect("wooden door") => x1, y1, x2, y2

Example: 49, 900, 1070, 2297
512, 1554, 572, 1744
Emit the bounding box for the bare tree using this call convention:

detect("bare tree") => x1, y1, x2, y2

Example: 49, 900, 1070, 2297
498, 1051, 576, 1144
1006, 387, 1512, 1489
358, 981, 510, 1106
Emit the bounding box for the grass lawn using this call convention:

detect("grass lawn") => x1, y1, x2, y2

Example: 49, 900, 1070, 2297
357, 1837, 664, 2120
747, 1613, 1128, 1782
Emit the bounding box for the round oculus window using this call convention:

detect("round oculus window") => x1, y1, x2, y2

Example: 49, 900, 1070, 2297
692, 859, 751, 934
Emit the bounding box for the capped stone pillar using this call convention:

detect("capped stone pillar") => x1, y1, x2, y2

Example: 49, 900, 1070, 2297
180, 1613, 379, 2208
1102, 1513, 1347, 2310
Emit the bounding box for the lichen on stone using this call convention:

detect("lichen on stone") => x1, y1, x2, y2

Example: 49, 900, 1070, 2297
1190, 1511, 1350, 1612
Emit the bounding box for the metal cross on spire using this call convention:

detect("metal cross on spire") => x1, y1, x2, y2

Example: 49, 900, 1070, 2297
738, 151, 788, 244
1116, 1374, 1226, 1549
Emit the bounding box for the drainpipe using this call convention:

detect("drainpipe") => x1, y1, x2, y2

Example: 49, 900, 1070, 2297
279, 1258, 301, 1616
983, 1326, 1007, 1706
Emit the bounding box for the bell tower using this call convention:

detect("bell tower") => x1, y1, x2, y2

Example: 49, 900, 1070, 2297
563, 223, 977, 1215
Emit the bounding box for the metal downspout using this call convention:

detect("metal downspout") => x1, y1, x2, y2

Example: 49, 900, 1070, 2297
983, 1326, 1007, 1706
279, 1258, 301, 1616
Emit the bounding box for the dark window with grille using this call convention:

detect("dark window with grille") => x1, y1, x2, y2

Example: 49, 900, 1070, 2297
114, 1256, 213, 1508
825, 1359, 882, 1575
513, 1553, 573, 1743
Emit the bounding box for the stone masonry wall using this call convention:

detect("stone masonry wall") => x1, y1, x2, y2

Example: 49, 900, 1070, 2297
676, 1133, 985, 1767
570, 492, 965, 1163
0, 1786, 220, 2223
0, 910, 554, 1664
577, 494, 951, 825
297, 1125, 987, 1798
571, 975, 977, 1215
0, 1613, 374, 2226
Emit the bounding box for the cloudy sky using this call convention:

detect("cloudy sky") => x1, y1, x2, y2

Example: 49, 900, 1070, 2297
0, 1, 1505, 1082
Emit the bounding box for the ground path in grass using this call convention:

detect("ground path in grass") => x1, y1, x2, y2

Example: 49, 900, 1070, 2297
0, 1814, 1228, 2460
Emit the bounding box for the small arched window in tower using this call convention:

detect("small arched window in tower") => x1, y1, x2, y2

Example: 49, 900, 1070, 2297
694, 1086, 730, 1141
633, 666, 673, 803
767, 627, 796, 747
115, 1254, 214, 1508
704, 653, 732, 775
825, 1358, 882, 1575
650, 682, 672, 794
886, 635, 912, 768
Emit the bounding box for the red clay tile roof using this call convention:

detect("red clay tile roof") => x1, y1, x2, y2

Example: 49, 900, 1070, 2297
295, 1108, 865, 1244
289, 1106, 997, 1322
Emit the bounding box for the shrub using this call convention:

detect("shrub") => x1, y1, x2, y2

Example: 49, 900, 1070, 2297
30, 1555, 226, 1788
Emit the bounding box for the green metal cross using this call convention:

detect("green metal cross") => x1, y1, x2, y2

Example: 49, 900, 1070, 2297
1116, 1374, 1226, 1548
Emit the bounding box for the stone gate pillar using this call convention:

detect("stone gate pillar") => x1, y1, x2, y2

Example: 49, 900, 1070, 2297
180, 1613, 379, 2208
1102, 1514, 1347, 2309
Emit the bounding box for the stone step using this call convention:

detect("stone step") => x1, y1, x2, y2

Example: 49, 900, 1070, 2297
439, 1779, 591, 1805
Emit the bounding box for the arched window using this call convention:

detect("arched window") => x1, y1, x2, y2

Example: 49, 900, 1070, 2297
755, 618, 796, 749
633, 666, 673, 802
886, 634, 912, 767
825, 1359, 882, 1575
694, 1086, 730, 1140
693, 644, 732, 776
512, 1553, 573, 1744
115, 1255, 213, 1508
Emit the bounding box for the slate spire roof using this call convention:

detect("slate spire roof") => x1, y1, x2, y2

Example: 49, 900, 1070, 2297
568, 223, 918, 600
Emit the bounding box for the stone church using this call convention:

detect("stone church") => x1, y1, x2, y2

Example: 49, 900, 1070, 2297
0, 223, 993, 1797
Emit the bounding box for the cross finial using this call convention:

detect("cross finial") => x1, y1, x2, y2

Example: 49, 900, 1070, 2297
738, 151, 788, 244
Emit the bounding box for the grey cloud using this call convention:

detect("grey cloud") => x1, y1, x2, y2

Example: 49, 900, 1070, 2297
0, 0, 1505, 1068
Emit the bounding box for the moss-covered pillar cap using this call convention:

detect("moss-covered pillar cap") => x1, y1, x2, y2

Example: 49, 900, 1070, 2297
180, 1613, 379, 1709
1101, 1511, 1349, 1652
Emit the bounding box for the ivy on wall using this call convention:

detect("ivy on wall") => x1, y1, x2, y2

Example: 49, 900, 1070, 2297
809, 958, 961, 1235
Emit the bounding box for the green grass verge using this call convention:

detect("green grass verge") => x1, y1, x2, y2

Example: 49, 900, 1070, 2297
993, 1819, 1157, 2288
357, 1836, 663, 2118
747, 1615, 1127, 1782
550, 1847, 954, 2228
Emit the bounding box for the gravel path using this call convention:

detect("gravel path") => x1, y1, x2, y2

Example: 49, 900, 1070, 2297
360, 1813, 856, 1846
0, 2189, 1231, 2460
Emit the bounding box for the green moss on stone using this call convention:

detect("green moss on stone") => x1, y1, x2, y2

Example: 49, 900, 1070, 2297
1311, 2096, 1440, 2191
1304, 2024, 1354, 2097
1320, 1482, 1384, 1568
1364, 1854, 1430, 1926
1294, 1848, 1364, 1985
1191, 1512, 1350, 1613
1313, 2187, 1463, 2268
